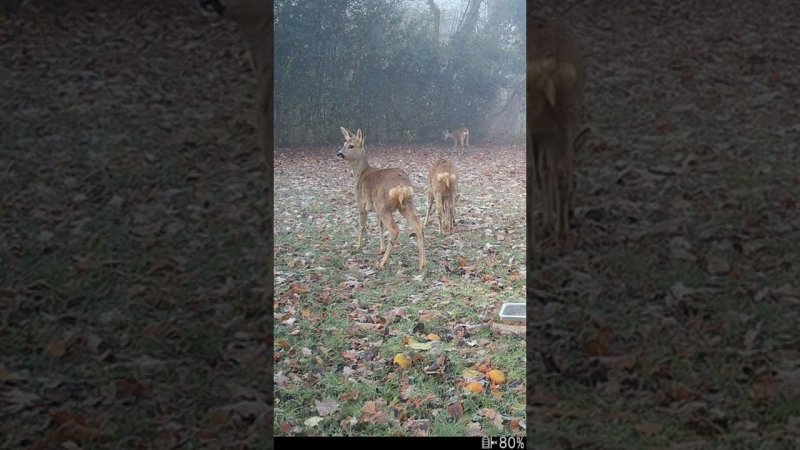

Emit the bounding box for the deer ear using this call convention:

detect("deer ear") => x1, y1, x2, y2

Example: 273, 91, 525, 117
356, 129, 363, 141
340, 127, 350, 139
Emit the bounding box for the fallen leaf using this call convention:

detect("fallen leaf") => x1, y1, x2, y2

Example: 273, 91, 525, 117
462, 368, 483, 380
315, 399, 340, 416
393, 354, 412, 369
278, 421, 294, 434
465, 381, 484, 394
361, 400, 389, 424
466, 421, 483, 436
304, 416, 323, 427
476, 360, 492, 373
406, 339, 432, 351
487, 369, 506, 385
399, 385, 415, 400
339, 390, 360, 402
426, 333, 441, 341
287, 283, 310, 296
446, 401, 463, 420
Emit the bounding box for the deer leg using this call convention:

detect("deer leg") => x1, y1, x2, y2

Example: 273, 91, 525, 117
451, 190, 457, 228
435, 192, 444, 235
442, 197, 451, 234
447, 197, 455, 233
399, 205, 426, 270
378, 212, 385, 253
356, 207, 368, 249
424, 189, 434, 227
378, 211, 398, 268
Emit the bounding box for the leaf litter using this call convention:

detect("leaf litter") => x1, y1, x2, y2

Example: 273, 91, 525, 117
529, 1, 800, 447
1, 2, 271, 448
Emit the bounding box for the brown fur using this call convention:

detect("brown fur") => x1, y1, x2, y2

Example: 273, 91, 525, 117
337, 128, 426, 270
424, 159, 458, 235
443, 128, 470, 151
528, 15, 586, 246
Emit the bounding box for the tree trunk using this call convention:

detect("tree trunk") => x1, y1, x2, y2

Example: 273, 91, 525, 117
456, 0, 482, 36
426, 0, 440, 45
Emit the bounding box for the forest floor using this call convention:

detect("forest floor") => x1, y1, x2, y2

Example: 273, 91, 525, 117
529, 1, 800, 448
1, 3, 271, 448
273, 143, 527, 436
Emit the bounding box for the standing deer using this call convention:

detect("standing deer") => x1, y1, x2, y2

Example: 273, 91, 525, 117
528, 15, 586, 246
337, 127, 426, 270
198, 0, 270, 158
443, 128, 470, 151
424, 159, 458, 235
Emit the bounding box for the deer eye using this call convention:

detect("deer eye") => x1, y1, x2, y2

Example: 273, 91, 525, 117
349, 144, 354, 148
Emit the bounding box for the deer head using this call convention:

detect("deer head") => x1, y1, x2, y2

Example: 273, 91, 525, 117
337, 127, 366, 162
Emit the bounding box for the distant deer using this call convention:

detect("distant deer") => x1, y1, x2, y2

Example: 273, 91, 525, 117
337, 127, 426, 270
443, 128, 470, 151
424, 159, 458, 235
528, 15, 586, 246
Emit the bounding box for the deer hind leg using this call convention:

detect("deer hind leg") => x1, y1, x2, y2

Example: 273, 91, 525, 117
378, 210, 399, 268
452, 187, 458, 227
424, 189, 434, 227
434, 192, 444, 235
378, 211, 386, 253
444, 197, 454, 234
399, 204, 426, 270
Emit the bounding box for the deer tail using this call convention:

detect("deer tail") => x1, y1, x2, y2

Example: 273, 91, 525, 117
389, 185, 413, 206
436, 172, 456, 189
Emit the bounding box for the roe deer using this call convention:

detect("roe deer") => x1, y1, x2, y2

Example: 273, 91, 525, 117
198, 0, 270, 157
337, 127, 426, 270
443, 128, 470, 151
424, 159, 458, 235
528, 15, 586, 247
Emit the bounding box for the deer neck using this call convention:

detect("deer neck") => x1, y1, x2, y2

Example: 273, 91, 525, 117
349, 154, 371, 180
